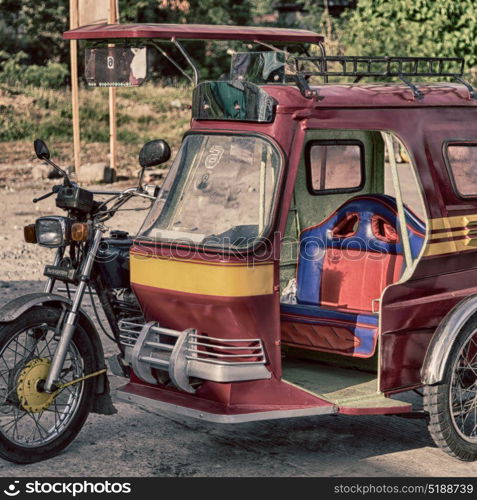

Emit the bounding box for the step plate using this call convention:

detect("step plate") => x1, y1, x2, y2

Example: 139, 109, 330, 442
116, 382, 337, 424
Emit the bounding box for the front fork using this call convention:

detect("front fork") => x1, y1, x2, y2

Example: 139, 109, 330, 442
24, 247, 66, 357
44, 228, 105, 393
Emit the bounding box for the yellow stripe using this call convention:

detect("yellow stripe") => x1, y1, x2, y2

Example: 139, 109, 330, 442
130, 254, 274, 297
430, 214, 477, 231
429, 229, 468, 240
424, 239, 472, 257
425, 215, 477, 256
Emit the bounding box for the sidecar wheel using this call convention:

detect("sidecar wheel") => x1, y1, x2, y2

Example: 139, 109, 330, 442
424, 317, 477, 461
0, 306, 96, 464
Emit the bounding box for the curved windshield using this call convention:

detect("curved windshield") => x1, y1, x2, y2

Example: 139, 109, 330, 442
139, 133, 282, 249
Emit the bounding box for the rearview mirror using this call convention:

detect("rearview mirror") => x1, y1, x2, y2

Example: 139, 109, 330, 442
139, 140, 171, 168
34, 139, 50, 160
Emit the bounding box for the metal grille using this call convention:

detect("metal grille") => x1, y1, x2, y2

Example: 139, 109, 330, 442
186, 333, 267, 366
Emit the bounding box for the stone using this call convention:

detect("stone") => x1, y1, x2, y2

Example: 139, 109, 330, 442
77, 163, 116, 184
143, 169, 168, 183
32, 162, 64, 180
31, 164, 51, 181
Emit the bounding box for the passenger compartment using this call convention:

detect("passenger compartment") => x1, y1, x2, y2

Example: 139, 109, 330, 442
280, 194, 425, 358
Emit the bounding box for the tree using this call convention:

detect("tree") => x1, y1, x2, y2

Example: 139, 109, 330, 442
119, 0, 253, 79
0, 0, 69, 66
338, 0, 477, 74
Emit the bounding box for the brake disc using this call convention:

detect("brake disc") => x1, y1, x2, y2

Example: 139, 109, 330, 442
16, 358, 56, 413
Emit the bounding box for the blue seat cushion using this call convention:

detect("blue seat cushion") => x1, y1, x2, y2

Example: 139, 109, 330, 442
296, 194, 425, 309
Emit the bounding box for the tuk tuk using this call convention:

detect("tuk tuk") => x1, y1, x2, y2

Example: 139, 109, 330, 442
0, 23, 476, 464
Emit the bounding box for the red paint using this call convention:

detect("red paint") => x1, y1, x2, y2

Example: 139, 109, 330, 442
281, 322, 361, 355
63, 23, 323, 43
380, 270, 477, 392
131, 99, 477, 400
119, 377, 333, 413
132, 281, 282, 377
320, 249, 403, 312
94, 39, 477, 409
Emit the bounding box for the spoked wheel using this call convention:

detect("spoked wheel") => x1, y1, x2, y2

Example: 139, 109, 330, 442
424, 317, 477, 461
0, 306, 96, 463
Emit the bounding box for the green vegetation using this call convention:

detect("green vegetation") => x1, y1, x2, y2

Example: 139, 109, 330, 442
339, 0, 477, 74
0, 83, 190, 144
0, 0, 476, 165
0, 83, 191, 167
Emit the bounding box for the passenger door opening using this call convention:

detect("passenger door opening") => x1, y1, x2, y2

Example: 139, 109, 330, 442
279, 130, 428, 410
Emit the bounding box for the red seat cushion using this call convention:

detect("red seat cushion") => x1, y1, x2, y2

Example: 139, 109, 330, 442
320, 248, 403, 312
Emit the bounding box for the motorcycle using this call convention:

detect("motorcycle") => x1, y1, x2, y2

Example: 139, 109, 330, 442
0, 138, 170, 463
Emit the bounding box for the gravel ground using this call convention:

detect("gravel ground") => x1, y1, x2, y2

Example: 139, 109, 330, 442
0, 184, 475, 477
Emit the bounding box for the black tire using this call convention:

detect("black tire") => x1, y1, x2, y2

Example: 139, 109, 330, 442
424, 316, 477, 461
0, 306, 96, 464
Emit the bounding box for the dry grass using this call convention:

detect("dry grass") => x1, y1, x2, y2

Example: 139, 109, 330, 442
0, 83, 192, 173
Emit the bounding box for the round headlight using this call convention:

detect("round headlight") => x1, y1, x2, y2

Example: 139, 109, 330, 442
35, 217, 68, 248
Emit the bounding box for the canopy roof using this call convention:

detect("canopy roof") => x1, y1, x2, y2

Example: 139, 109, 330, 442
63, 23, 323, 44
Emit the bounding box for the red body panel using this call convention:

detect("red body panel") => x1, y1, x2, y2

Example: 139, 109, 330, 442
120, 380, 333, 414
133, 281, 282, 377
63, 23, 323, 43
128, 80, 477, 412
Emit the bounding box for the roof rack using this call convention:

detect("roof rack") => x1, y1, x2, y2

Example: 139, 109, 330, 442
290, 55, 476, 101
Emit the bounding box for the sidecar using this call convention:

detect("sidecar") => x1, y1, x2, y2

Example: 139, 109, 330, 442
65, 23, 477, 460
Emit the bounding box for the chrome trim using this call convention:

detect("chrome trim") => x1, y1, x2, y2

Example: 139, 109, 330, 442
118, 319, 271, 388
44, 247, 65, 294
45, 228, 105, 392
35, 215, 69, 248
421, 294, 477, 385
116, 389, 336, 423
169, 328, 196, 393
131, 322, 158, 384
187, 359, 271, 383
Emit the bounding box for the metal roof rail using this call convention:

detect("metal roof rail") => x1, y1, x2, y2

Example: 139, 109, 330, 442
290, 55, 476, 100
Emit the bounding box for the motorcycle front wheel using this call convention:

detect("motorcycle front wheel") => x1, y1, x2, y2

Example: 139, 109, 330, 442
0, 306, 96, 463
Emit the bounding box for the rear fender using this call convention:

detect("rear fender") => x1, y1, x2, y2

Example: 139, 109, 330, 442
421, 294, 477, 385
0, 293, 116, 414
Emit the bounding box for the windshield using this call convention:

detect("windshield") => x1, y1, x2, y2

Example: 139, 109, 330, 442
139, 134, 282, 249
230, 51, 288, 84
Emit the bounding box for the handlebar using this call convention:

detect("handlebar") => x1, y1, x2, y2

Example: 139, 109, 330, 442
33, 185, 60, 203
32, 182, 157, 222
33, 190, 56, 204
89, 190, 123, 195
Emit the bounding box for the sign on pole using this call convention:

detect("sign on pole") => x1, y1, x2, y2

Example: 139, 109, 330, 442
79, 0, 109, 25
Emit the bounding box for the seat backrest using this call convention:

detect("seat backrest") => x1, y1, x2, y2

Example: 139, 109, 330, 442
296, 195, 426, 312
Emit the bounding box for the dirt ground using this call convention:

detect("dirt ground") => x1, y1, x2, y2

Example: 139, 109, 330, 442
0, 170, 474, 477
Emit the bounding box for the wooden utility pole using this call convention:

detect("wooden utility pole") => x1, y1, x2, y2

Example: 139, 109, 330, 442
70, 0, 81, 172
108, 0, 118, 172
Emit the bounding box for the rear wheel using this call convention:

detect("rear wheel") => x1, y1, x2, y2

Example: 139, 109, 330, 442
424, 317, 477, 461
0, 306, 96, 463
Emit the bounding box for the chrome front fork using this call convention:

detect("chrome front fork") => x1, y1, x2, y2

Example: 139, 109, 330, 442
24, 248, 66, 358
44, 228, 104, 393
44, 246, 65, 294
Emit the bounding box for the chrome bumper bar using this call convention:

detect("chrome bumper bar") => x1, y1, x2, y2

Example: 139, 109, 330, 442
118, 319, 271, 393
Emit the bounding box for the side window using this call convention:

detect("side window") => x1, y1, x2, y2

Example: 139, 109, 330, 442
446, 143, 477, 198
306, 140, 364, 194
